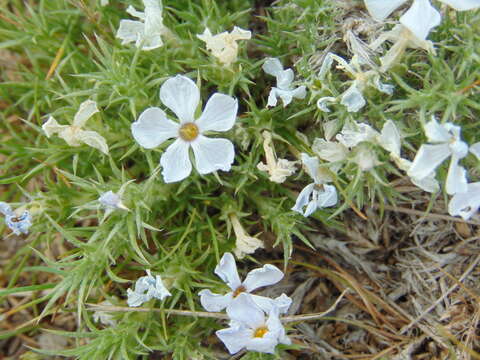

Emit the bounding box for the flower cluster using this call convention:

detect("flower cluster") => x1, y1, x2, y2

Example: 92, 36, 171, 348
199, 253, 291, 354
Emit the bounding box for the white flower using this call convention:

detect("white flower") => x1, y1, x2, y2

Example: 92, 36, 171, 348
369, 24, 436, 72
378, 120, 439, 192
0, 202, 32, 235
127, 269, 171, 307
312, 138, 349, 163
131, 75, 238, 183
92, 301, 117, 327
318, 53, 393, 112
42, 100, 108, 155
354, 144, 379, 171
262, 58, 306, 107
216, 293, 291, 355
408, 117, 468, 195
291, 153, 338, 217
257, 131, 297, 183
448, 182, 480, 220
116, 0, 168, 51
197, 27, 251, 66
228, 214, 264, 259
336, 121, 379, 148
198, 253, 291, 314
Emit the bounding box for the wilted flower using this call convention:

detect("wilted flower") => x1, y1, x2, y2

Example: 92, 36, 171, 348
42, 100, 108, 154
216, 293, 291, 354
229, 214, 264, 259
408, 117, 468, 195
377, 120, 439, 192
197, 26, 251, 66
127, 269, 171, 307
131, 75, 238, 183
292, 153, 338, 217
448, 182, 480, 220
116, 0, 168, 51
317, 53, 393, 112
92, 301, 117, 327
0, 202, 32, 235
198, 252, 291, 314
257, 131, 297, 183
262, 58, 306, 107
369, 24, 436, 72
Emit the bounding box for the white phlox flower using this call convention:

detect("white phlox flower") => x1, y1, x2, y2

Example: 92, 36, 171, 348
318, 53, 393, 112
365, 0, 479, 33
228, 214, 264, 259
131, 75, 238, 183
197, 26, 251, 66
116, 0, 168, 51
198, 252, 292, 314
127, 269, 171, 307
448, 182, 480, 220
0, 202, 32, 235
92, 301, 117, 327
378, 120, 439, 192
291, 153, 338, 217
262, 58, 306, 107
42, 100, 108, 155
257, 131, 297, 183
216, 293, 291, 355
369, 24, 436, 72
408, 117, 469, 195
336, 121, 379, 148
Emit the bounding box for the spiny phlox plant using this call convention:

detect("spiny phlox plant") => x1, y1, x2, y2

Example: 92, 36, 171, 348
1, 0, 479, 357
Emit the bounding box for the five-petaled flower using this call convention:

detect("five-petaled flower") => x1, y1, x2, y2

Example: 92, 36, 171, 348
197, 27, 251, 66
131, 75, 238, 183
116, 0, 168, 51
0, 202, 32, 235
199, 252, 291, 314
127, 269, 171, 307
408, 117, 469, 195
216, 293, 291, 354
292, 153, 338, 217
42, 100, 109, 155
262, 58, 306, 107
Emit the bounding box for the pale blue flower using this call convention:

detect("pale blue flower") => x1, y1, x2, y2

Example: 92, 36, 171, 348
0, 202, 32, 235
127, 270, 171, 307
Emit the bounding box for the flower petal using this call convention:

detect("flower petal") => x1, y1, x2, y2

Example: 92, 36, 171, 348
160, 75, 200, 123
160, 139, 192, 183
216, 325, 252, 355
245, 336, 278, 354
227, 293, 265, 329
127, 288, 148, 307
446, 155, 468, 195
276, 69, 294, 90
243, 264, 284, 292
77, 130, 109, 155
191, 135, 234, 175
438, 0, 480, 10
150, 275, 171, 300
0, 202, 12, 216
262, 57, 284, 77
73, 100, 99, 127
378, 120, 401, 156
267, 88, 279, 107
470, 142, 480, 160
448, 182, 480, 220
116, 20, 144, 45
265, 308, 291, 346
251, 293, 292, 314
364, 0, 408, 20
312, 139, 349, 163
316, 97, 337, 112
424, 117, 451, 143
340, 83, 366, 112
408, 143, 451, 179
315, 184, 338, 208
131, 107, 179, 149
199, 289, 233, 312
42, 116, 68, 138
400, 0, 441, 40
291, 183, 315, 215
214, 252, 242, 290
196, 93, 238, 133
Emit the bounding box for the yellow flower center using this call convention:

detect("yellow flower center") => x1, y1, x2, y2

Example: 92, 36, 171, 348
253, 326, 268, 338
179, 122, 199, 141
232, 285, 246, 298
